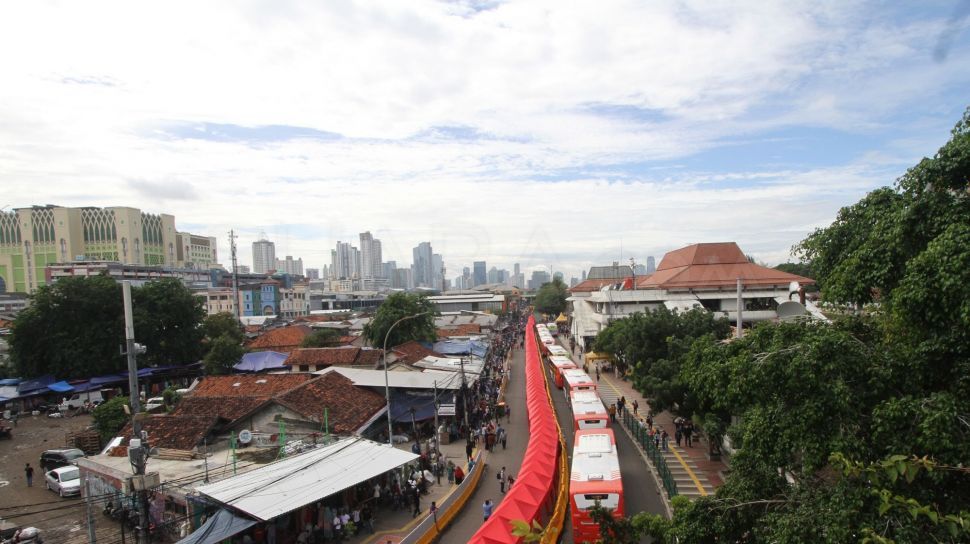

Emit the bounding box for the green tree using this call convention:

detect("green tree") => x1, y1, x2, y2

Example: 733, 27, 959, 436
203, 312, 244, 343
132, 278, 206, 366
593, 307, 731, 413
534, 278, 568, 316
363, 292, 437, 348
300, 328, 341, 348
92, 395, 130, 441
204, 334, 245, 375
9, 275, 125, 378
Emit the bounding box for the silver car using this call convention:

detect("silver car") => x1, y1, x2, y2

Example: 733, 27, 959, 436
45, 466, 81, 497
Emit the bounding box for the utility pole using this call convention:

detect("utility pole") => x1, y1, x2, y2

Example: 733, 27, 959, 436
433, 380, 440, 459
229, 230, 241, 321
85, 474, 96, 544
122, 281, 149, 544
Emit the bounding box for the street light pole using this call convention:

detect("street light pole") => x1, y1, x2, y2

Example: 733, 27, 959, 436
382, 311, 432, 445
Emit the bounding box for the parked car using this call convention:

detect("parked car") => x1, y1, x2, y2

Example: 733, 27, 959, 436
45, 466, 80, 497
144, 397, 165, 411
39, 448, 85, 471
58, 390, 107, 411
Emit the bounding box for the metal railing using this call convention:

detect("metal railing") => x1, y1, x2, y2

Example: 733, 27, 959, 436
622, 411, 678, 498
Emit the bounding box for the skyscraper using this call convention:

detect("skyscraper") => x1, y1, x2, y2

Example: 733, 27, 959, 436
646, 256, 657, 274
412, 242, 433, 287
332, 241, 360, 279
305, 268, 320, 280
359, 231, 383, 279
275, 256, 304, 276
252, 236, 276, 274
432, 253, 444, 290
473, 261, 486, 286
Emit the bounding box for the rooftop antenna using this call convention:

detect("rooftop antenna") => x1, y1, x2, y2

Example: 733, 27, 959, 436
229, 230, 240, 321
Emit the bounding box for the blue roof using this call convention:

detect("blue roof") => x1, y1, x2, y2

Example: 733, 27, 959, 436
433, 339, 488, 358
0, 378, 21, 386
48, 381, 75, 393
234, 351, 287, 372
18, 375, 54, 394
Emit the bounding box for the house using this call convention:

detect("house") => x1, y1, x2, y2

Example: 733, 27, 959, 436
388, 340, 444, 366
246, 325, 312, 353
283, 346, 384, 372
569, 242, 820, 350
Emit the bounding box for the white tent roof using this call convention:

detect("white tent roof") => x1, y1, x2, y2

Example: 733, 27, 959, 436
197, 437, 418, 521
412, 356, 484, 376
317, 366, 464, 390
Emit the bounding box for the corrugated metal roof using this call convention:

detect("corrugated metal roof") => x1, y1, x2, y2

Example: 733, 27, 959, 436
197, 437, 418, 521
318, 366, 465, 390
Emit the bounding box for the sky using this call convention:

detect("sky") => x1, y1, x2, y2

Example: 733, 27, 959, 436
1, 1, 969, 282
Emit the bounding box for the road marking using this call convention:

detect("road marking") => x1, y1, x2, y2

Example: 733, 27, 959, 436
599, 374, 709, 497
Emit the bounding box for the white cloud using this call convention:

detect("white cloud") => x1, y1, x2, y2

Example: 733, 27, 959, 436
0, 0, 967, 280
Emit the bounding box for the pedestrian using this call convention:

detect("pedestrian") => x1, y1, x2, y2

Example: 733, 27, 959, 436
661, 429, 669, 451
466, 439, 474, 461
506, 403, 511, 423
595, 367, 600, 381
618, 396, 626, 415
454, 465, 465, 485
25, 463, 33, 487
675, 428, 683, 447
447, 461, 456, 484
498, 426, 507, 450
411, 485, 422, 518
508, 474, 515, 488
608, 403, 617, 423
632, 400, 639, 415
684, 422, 694, 447
498, 466, 507, 493
483, 499, 494, 521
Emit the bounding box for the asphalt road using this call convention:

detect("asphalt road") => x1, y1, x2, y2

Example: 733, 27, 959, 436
546, 362, 665, 544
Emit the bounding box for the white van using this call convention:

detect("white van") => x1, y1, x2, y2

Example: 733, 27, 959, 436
58, 390, 107, 411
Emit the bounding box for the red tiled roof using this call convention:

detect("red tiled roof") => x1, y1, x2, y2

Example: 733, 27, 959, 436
117, 415, 219, 451
171, 396, 270, 422
247, 325, 312, 352
643, 243, 815, 289
275, 373, 386, 434
569, 279, 618, 293
284, 347, 383, 368
436, 324, 482, 337
391, 341, 443, 365
190, 374, 313, 397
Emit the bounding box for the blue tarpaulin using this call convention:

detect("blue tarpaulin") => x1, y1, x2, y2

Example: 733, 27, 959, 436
90, 374, 127, 386
433, 339, 488, 358
47, 381, 75, 393
176, 509, 256, 544
0, 379, 21, 386
234, 351, 288, 372
17, 375, 54, 395
389, 390, 441, 422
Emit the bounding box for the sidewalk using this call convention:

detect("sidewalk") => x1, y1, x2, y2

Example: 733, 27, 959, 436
594, 369, 726, 498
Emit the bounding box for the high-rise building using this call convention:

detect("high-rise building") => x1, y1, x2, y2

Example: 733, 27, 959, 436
633, 264, 647, 275
510, 263, 524, 288
275, 255, 304, 276
382, 261, 396, 280
0, 205, 178, 293
432, 253, 444, 290
473, 261, 486, 287
581, 270, 587, 281
553, 271, 564, 282
412, 242, 433, 287
487, 266, 499, 284
236, 265, 251, 274
359, 232, 383, 280
331, 241, 361, 279
176, 232, 218, 270
646, 256, 657, 274
529, 270, 551, 290
391, 267, 413, 290
570, 277, 579, 287
305, 268, 320, 280
252, 236, 276, 274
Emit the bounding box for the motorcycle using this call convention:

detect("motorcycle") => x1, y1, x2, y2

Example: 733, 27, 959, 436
2, 527, 43, 544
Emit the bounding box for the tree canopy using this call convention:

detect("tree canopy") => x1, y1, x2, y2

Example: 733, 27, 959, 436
203, 312, 244, 344
363, 292, 437, 348
204, 334, 245, 375
593, 307, 731, 413
9, 276, 207, 378
534, 277, 568, 316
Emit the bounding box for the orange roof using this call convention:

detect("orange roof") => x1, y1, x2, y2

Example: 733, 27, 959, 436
391, 341, 444, 365
284, 347, 383, 367
247, 325, 312, 352
436, 323, 482, 337
190, 374, 313, 397
274, 373, 386, 434
642, 243, 814, 289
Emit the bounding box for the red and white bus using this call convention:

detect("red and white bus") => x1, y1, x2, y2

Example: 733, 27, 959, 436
547, 344, 569, 357
562, 368, 597, 397
570, 428, 624, 543
569, 390, 609, 430
548, 355, 577, 389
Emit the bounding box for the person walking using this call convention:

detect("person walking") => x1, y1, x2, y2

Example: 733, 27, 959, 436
483, 499, 494, 522
595, 366, 600, 381
608, 403, 617, 423
498, 425, 507, 450
684, 422, 694, 447
661, 429, 669, 451
25, 463, 33, 487
499, 466, 507, 493
632, 399, 639, 415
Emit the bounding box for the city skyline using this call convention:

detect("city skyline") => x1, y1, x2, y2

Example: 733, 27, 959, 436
3, 2, 969, 283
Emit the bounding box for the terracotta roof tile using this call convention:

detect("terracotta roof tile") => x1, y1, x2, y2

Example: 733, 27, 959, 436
247, 325, 312, 352
643, 243, 815, 289
436, 324, 482, 337
171, 396, 270, 422
284, 347, 383, 367
190, 374, 312, 397
117, 415, 219, 451
391, 341, 443, 365
275, 373, 385, 434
